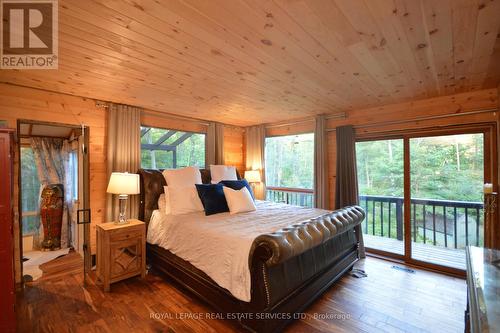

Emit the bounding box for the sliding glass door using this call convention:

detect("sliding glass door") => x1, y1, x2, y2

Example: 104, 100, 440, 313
409, 133, 484, 270
356, 139, 405, 255
356, 128, 491, 272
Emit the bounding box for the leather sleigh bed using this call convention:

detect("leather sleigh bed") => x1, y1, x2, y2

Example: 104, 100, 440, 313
138, 168, 365, 333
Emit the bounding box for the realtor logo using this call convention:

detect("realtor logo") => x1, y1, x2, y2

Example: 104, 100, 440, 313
1, 0, 58, 69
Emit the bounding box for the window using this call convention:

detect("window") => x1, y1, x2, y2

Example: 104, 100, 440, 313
140, 126, 206, 169
265, 133, 314, 207
20, 147, 41, 235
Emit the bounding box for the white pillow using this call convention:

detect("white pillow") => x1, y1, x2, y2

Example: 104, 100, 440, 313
210, 165, 237, 184
157, 187, 172, 215
222, 186, 256, 215
166, 186, 204, 215
162, 166, 202, 187
158, 193, 166, 213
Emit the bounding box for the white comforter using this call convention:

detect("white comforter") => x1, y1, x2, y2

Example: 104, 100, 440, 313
147, 200, 329, 302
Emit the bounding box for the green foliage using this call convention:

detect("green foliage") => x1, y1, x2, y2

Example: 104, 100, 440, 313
356, 134, 484, 202
265, 133, 314, 189
141, 127, 205, 169
20, 147, 41, 234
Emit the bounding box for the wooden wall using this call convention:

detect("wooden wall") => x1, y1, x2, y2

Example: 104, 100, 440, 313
0, 83, 246, 284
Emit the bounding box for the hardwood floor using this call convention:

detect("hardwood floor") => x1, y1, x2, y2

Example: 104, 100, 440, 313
16, 251, 466, 333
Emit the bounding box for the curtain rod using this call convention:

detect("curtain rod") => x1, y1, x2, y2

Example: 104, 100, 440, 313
265, 112, 346, 129
326, 108, 498, 132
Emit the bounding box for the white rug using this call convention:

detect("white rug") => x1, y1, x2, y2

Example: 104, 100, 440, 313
23, 248, 70, 281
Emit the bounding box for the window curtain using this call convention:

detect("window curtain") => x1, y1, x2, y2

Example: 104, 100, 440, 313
314, 115, 329, 209
245, 125, 266, 200
206, 122, 225, 166
31, 137, 72, 249
335, 125, 365, 258
106, 103, 141, 222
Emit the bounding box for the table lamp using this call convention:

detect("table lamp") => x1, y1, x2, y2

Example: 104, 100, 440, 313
244, 170, 261, 196
106, 172, 140, 224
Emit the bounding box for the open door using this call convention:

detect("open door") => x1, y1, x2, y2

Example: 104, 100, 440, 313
78, 126, 92, 285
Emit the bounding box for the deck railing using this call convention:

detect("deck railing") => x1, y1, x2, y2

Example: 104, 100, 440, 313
360, 195, 484, 249
266, 187, 314, 208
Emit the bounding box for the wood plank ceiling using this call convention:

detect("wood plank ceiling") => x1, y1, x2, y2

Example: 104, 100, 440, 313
1, 0, 499, 126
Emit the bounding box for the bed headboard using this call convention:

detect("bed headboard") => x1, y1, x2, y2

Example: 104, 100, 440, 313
138, 168, 241, 226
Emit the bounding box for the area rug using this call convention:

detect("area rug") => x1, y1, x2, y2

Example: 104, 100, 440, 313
23, 248, 70, 281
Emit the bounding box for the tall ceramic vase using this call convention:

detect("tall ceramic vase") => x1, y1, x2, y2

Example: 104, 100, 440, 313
40, 184, 64, 251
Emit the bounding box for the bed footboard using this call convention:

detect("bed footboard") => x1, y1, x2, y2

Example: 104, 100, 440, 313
246, 206, 365, 332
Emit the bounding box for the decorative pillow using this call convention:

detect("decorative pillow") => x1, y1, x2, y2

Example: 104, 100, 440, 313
162, 166, 202, 187
166, 186, 204, 215
219, 179, 254, 200
195, 184, 229, 216
210, 165, 237, 184
223, 186, 257, 215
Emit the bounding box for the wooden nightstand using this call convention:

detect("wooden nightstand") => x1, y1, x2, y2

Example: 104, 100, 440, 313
96, 219, 146, 292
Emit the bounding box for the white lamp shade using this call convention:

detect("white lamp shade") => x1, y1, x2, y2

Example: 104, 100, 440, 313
244, 170, 261, 183
106, 172, 140, 195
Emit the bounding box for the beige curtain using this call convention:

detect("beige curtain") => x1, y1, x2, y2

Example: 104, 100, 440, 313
314, 115, 329, 209
106, 103, 141, 222
335, 125, 365, 258
31, 137, 71, 249
245, 125, 266, 199
206, 122, 225, 166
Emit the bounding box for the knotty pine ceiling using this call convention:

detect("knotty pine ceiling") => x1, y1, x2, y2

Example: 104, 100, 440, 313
1, 0, 500, 126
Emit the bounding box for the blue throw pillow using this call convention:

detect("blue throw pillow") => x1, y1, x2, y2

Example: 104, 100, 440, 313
219, 179, 254, 200
195, 184, 229, 216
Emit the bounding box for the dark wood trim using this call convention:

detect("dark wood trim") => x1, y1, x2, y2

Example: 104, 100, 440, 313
403, 137, 412, 263
266, 186, 314, 193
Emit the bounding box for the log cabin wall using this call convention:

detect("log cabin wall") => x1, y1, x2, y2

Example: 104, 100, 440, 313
0, 83, 245, 284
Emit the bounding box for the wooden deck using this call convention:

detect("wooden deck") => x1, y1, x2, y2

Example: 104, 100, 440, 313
364, 235, 466, 270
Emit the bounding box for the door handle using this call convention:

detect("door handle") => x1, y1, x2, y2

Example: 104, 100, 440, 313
77, 208, 91, 224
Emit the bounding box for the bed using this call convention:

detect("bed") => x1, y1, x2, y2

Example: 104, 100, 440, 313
138, 168, 365, 332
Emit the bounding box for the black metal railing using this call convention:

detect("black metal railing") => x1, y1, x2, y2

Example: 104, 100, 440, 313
360, 195, 484, 249
266, 187, 314, 208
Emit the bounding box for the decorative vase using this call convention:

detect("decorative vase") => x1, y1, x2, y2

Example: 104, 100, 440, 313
40, 184, 64, 251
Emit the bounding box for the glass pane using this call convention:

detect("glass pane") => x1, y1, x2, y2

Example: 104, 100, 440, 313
20, 147, 41, 235
264, 133, 314, 207
265, 133, 314, 188
140, 126, 205, 169
356, 139, 404, 255
410, 133, 484, 270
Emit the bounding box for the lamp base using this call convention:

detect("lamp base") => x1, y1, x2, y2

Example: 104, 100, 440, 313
115, 194, 129, 225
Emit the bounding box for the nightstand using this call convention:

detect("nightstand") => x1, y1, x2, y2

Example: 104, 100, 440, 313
96, 219, 146, 292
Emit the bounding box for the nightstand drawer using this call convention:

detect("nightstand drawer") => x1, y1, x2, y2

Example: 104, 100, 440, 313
109, 226, 143, 242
